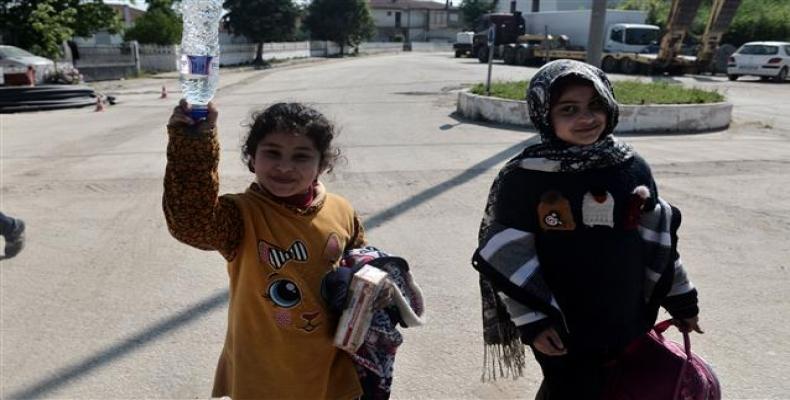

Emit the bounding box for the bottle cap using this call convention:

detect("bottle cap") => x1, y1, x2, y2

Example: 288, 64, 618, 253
190, 105, 208, 120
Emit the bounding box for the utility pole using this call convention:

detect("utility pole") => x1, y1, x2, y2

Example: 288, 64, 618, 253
586, 0, 607, 67
485, 23, 495, 96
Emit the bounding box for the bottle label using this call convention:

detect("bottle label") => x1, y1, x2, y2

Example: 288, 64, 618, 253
180, 55, 216, 77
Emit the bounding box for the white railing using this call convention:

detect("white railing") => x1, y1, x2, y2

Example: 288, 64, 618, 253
68, 40, 444, 79
138, 44, 178, 72
411, 42, 453, 52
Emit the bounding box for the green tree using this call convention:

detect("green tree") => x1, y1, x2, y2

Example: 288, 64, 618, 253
124, 0, 182, 45
617, 0, 670, 26
721, 0, 790, 45
72, 1, 123, 37
618, 0, 790, 46
223, 0, 299, 68
0, 0, 121, 54
303, 0, 375, 56
459, 0, 495, 30
29, 0, 75, 61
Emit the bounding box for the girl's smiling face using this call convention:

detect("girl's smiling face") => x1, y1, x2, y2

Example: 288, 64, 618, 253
550, 84, 608, 146
253, 131, 322, 198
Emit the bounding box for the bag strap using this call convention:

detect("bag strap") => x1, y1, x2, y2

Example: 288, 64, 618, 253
653, 319, 675, 334
654, 320, 693, 400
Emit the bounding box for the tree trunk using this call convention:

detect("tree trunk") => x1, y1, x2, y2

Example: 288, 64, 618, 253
253, 42, 269, 69
339, 43, 345, 57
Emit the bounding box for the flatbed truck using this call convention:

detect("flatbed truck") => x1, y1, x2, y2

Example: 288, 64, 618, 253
471, 0, 741, 75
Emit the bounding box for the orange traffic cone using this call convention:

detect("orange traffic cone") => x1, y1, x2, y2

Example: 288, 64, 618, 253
95, 96, 105, 112
160, 85, 167, 99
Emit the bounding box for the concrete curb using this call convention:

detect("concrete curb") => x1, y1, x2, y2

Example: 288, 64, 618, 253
456, 90, 733, 133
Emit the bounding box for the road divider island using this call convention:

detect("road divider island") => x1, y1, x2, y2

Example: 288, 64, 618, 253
457, 80, 732, 133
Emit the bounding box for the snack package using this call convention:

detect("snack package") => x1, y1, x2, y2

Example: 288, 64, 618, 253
334, 265, 388, 353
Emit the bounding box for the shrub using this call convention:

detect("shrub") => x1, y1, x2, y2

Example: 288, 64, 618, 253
470, 80, 724, 104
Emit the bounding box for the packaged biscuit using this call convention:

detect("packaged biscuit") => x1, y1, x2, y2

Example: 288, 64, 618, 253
334, 265, 388, 353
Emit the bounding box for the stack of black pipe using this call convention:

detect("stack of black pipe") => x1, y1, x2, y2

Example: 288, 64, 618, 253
0, 85, 98, 113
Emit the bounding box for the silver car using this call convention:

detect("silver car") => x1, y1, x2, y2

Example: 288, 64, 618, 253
727, 41, 790, 82
0, 45, 56, 84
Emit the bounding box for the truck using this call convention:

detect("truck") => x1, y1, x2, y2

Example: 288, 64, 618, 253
472, 0, 742, 75
471, 11, 527, 62
453, 31, 475, 58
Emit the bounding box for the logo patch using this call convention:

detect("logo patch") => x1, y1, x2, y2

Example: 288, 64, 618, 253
538, 191, 576, 231
259, 240, 309, 269
582, 190, 615, 227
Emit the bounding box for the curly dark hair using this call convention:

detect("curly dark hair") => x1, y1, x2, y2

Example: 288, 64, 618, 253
241, 103, 341, 173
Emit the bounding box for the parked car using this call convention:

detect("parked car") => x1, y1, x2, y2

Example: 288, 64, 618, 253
0, 45, 55, 84
727, 41, 790, 82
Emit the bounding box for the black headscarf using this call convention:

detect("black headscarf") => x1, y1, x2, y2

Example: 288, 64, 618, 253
521, 59, 633, 172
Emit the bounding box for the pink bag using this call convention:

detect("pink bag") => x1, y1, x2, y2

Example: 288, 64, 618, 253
603, 320, 721, 400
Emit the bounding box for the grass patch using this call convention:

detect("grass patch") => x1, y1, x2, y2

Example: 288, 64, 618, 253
470, 81, 529, 101
470, 80, 724, 104
614, 81, 724, 104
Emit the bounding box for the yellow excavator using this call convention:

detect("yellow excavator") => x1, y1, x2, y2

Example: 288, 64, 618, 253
696, 0, 742, 71
653, 0, 741, 73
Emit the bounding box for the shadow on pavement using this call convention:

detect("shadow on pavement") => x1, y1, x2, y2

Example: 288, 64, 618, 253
6, 290, 229, 400
363, 139, 530, 230
446, 111, 537, 134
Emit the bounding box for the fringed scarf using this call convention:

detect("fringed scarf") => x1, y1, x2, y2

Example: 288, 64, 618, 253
473, 59, 661, 380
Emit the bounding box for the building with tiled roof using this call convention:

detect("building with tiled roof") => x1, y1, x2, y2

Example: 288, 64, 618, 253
368, 0, 463, 42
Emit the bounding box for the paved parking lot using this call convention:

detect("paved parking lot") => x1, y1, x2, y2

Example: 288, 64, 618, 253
1, 52, 788, 399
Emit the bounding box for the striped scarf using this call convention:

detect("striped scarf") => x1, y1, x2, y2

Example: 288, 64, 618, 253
472, 165, 693, 381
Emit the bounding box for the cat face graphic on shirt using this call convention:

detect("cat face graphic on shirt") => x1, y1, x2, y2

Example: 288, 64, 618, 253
263, 273, 323, 332
258, 234, 344, 333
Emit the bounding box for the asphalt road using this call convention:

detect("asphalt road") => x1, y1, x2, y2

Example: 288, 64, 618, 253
1, 52, 789, 399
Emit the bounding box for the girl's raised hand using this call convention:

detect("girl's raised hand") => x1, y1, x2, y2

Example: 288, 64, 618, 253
532, 327, 567, 356
168, 99, 194, 128
168, 99, 218, 129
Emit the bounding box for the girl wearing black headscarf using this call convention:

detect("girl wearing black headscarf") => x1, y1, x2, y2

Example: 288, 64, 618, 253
472, 60, 702, 399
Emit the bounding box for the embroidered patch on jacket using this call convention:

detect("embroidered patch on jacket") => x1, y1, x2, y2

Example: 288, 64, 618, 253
538, 191, 576, 231
623, 185, 651, 230
258, 240, 309, 269
582, 190, 615, 227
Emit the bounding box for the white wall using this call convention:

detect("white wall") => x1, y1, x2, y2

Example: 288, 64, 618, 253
411, 42, 452, 51
373, 9, 400, 28
372, 8, 458, 42
137, 42, 311, 72
221, 42, 311, 65
139, 44, 178, 72
372, 8, 426, 28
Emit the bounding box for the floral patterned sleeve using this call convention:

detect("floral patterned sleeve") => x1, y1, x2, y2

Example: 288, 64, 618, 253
163, 123, 243, 261
348, 213, 367, 250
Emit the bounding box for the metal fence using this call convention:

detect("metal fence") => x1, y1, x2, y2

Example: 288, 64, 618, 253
67, 40, 444, 81
74, 43, 139, 81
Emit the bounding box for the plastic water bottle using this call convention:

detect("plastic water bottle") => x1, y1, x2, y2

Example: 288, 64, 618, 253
179, 0, 223, 120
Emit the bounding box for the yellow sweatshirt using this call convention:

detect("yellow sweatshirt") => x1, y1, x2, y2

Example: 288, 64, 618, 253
163, 123, 364, 399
